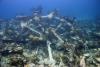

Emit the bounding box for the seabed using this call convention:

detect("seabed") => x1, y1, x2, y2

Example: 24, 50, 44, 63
0, 8, 100, 67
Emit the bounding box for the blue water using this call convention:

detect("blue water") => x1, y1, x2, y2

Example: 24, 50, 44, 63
0, 0, 98, 20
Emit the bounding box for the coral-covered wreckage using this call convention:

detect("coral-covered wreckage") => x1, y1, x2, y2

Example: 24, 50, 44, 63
0, 7, 100, 67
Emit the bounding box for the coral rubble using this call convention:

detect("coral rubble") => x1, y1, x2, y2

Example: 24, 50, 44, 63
0, 7, 100, 67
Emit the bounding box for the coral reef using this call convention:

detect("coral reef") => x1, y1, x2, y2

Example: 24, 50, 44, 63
0, 7, 100, 67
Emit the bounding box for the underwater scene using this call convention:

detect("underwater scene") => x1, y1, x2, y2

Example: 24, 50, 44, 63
0, 0, 100, 67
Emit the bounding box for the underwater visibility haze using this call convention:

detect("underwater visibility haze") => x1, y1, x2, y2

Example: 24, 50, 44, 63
0, 0, 98, 20
0, 0, 100, 67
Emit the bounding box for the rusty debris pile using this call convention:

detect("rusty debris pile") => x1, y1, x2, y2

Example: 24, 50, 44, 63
0, 8, 100, 67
